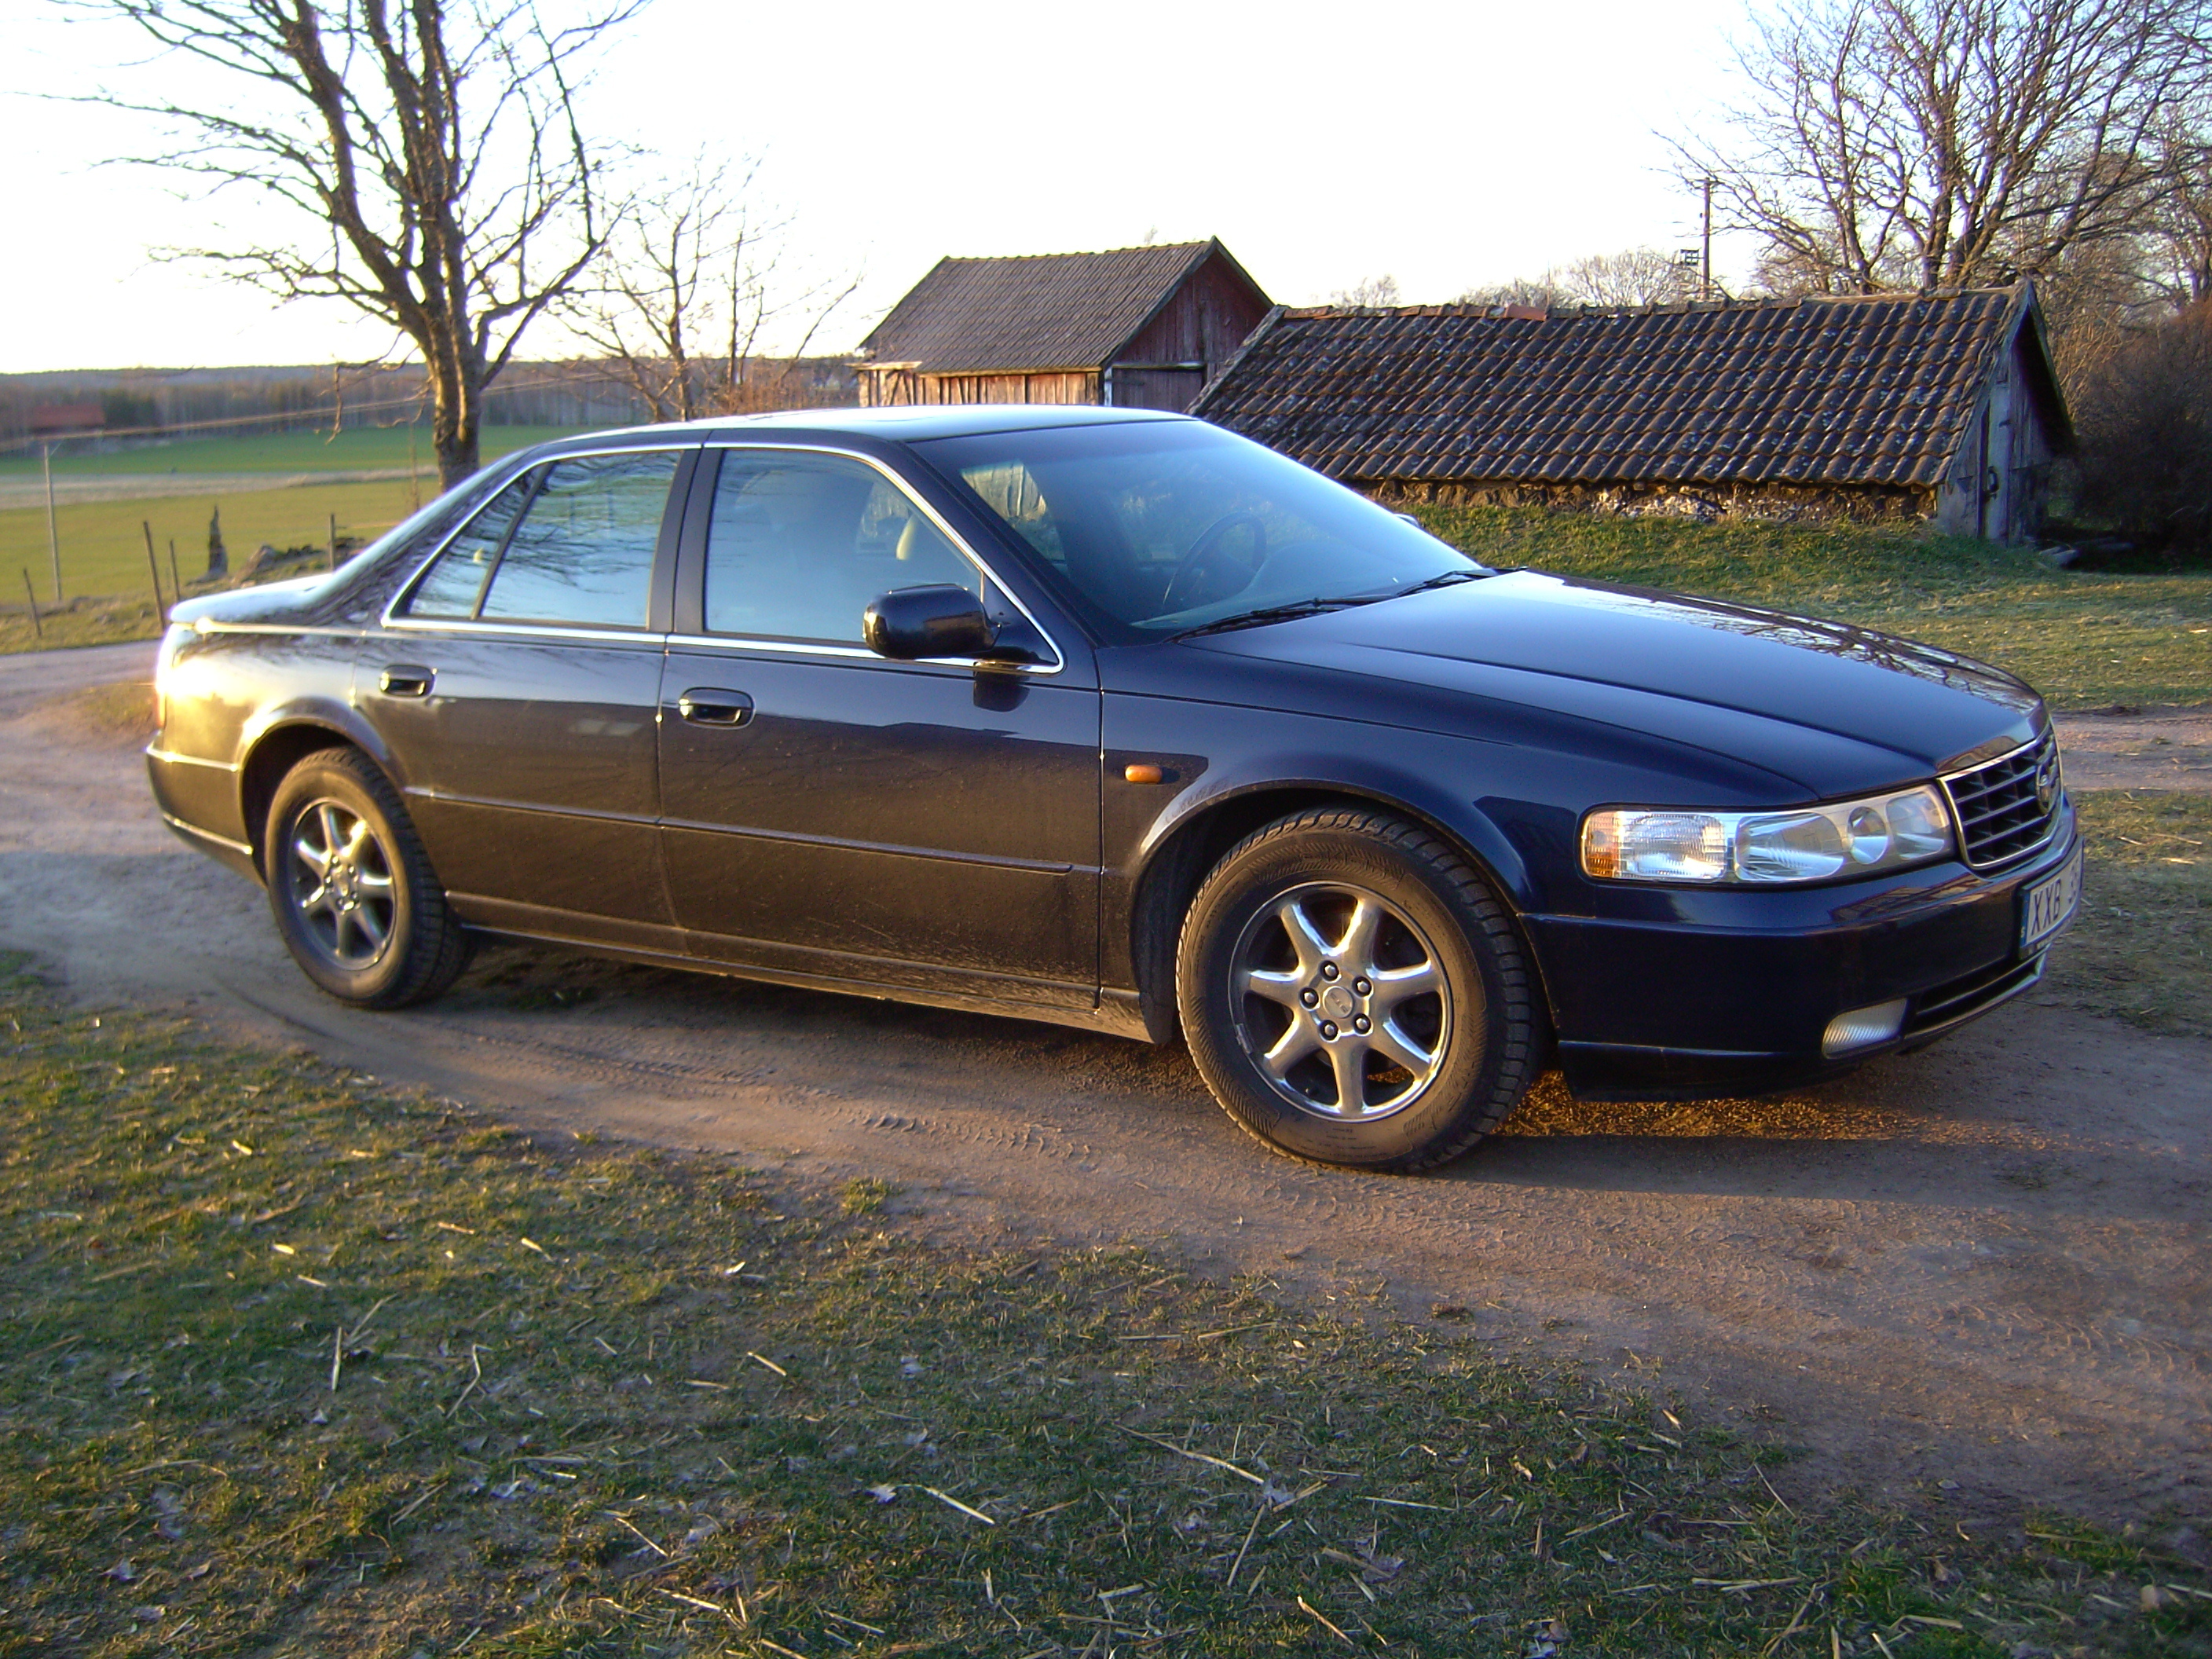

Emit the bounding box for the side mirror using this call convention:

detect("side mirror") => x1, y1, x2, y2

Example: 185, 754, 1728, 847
863, 584, 995, 661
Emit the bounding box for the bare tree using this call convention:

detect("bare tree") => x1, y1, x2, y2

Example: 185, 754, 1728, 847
1328, 273, 1402, 307
564, 158, 859, 423
1456, 273, 1568, 309
1554, 247, 1697, 306
1455, 248, 1693, 310
2071, 297, 2212, 547
1677, 0, 2212, 295
68, 0, 638, 486
2150, 124, 2212, 300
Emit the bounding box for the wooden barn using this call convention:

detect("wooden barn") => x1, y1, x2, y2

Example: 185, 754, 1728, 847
853, 240, 1271, 413
1192, 285, 2071, 542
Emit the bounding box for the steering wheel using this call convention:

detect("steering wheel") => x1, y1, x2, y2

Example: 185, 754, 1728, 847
1159, 510, 1266, 613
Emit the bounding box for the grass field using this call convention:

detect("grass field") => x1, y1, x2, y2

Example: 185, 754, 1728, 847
0, 426, 587, 479
0, 429, 591, 613
1410, 507, 2212, 710
2, 479, 424, 611
5, 478, 2206, 711
2, 958, 2203, 1659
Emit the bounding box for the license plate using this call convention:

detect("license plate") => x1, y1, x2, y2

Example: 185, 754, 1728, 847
2020, 846, 2082, 951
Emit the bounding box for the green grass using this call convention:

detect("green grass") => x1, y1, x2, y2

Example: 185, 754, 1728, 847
2, 959, 2206, 1657
0, 426, 589, 479
2045, 790, 2212, 1039
1, 482, 419, 617
0, 428, 594, 612
1410, 506, 2212, 709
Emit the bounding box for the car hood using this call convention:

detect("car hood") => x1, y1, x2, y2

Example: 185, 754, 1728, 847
1188, 569, 2044, 795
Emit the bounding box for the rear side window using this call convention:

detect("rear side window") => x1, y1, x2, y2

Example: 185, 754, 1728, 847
401, 475, 533, 619
478, 451, 682, 628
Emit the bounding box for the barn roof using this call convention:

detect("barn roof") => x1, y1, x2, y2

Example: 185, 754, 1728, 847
857, 240, 1262, 376
1192, 287, 2068, 489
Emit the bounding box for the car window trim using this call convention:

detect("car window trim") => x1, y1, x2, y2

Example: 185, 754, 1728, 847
380, 441, 698, 637
462, 462, 547, 621
681, 440, 1068, 676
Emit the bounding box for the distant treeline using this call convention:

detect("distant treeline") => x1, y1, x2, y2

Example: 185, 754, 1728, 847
0, 358, 856, 450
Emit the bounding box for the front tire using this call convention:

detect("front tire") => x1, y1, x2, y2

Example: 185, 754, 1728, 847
264, 748, 471, 1009
1176, 808, 1540, 1170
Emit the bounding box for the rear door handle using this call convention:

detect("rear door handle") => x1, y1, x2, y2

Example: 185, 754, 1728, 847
379, 664, 434, 698
676, 687, 753, 727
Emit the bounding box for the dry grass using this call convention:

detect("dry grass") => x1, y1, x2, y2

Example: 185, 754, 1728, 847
0, 958, 2204, 1657
0, 595, 169, 657
2044, 790, 2212, 1039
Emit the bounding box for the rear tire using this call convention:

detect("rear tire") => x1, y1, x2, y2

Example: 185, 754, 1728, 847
1176, 808, 1539, 1170
264, 747, 471, 1009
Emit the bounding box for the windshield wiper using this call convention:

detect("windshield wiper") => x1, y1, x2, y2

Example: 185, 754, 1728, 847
1173, 593, 1391, 639
1393, 567, 1492, 597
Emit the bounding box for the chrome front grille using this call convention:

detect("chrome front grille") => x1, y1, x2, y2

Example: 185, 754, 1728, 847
1941, 729, 2061, 870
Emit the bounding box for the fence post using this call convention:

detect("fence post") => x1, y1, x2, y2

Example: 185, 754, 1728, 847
144, 520, 165, 616
327, 511, 339, 573
42, 442, 60, 604
168, 539, 182, 601
20, 569, 42, 640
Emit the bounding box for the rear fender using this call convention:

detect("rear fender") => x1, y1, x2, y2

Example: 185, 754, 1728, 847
236, 699, 397, 877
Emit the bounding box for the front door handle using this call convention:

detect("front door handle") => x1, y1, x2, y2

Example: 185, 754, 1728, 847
676, 687, 753, 727
379, 664, 434, 698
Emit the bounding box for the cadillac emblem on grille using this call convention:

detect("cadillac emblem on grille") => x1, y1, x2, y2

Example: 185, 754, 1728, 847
2034, 745, 2060, 813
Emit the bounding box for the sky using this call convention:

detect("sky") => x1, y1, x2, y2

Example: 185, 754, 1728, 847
2, 0, 1761, 375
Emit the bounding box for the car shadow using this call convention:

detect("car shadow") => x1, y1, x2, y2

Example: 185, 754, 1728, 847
441, 939, 2207, 1226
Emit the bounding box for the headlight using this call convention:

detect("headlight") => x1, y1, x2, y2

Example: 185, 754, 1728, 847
1581, 785, 1955, 884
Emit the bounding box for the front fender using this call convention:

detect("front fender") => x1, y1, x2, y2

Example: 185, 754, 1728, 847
1134, 750, 1537, 911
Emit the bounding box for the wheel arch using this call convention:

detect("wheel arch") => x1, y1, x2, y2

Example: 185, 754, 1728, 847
237, 712, 394, 881
1125, 777, 1552, 1047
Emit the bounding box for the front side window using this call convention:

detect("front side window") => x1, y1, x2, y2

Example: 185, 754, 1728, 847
914, 420, 1481, 641
703, 449, 987, 643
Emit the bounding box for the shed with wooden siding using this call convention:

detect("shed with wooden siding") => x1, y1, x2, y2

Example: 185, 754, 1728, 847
853, 240, 1271, 413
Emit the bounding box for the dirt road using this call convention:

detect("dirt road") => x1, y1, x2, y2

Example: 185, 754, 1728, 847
2, 642, 2206, 1529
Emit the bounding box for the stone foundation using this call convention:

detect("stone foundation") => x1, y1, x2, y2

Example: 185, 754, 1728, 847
1365, 478, 1934, 526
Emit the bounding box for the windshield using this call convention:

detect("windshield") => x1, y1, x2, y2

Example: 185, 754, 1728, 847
911, 420, 1484, 642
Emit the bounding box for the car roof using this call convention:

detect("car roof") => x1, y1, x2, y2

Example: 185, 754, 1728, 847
556, 402, 1195, 448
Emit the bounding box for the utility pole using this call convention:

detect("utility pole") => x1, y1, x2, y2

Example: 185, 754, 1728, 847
42, 442, 60, 604
1701, 177, 1715, 302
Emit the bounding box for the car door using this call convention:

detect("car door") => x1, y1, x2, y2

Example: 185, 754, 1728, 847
369, 444, 695, 950
657, 444, 1101, 1012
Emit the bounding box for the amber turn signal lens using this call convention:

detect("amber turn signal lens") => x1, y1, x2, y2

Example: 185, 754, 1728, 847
1122, 764, 1164, 785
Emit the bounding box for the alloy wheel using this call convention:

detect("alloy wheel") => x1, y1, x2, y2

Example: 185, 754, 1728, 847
285, 797, 397, 970
1229, 881, 1452, 1119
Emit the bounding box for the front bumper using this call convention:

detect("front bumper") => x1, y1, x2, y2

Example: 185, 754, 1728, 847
1525, 798, 2078, 1100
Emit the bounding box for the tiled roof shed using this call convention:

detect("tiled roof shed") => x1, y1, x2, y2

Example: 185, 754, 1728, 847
1193, 287, 2072, 540
855, 240, 1271, 413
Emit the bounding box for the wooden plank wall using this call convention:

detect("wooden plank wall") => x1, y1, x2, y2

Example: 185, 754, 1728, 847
1110, 252, 1273, 411
857, 369, 1100, 407
1933, 331, 2057, 543
855, 249, 1270, 412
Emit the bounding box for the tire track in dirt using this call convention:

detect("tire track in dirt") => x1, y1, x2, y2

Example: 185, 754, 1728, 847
2, 642, 2207, 1525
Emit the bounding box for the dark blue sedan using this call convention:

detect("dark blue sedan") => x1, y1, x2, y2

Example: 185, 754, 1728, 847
147, 406, 2081, 1170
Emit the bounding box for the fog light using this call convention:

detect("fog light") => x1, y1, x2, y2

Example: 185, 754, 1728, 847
1822, 998, 1908, 1058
